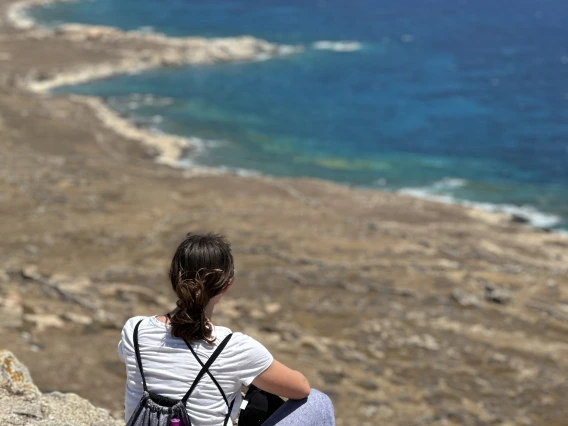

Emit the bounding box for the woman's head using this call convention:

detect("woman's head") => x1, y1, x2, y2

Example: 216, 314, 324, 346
168, 232, 234, 343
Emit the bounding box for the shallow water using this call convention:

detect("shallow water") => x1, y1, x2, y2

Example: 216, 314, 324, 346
33, 0, 568, 228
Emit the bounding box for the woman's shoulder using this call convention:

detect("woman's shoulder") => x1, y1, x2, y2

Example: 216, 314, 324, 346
120, 316, 164, 341
214, 326, 272, 356
213, 325, 254, 344
122, 315, 150, 332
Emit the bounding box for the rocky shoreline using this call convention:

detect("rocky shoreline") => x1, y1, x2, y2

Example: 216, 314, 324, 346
6, 0, 301, 165
1, 0, 568, 425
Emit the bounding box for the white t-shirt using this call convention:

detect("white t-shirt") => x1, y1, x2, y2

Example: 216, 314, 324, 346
118, 316, 274, 426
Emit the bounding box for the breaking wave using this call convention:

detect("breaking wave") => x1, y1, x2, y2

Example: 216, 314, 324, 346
398, 178, 561, 229
312, 40, 363, 52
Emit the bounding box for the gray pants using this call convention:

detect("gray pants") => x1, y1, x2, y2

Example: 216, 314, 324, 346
262, 390, 335, 426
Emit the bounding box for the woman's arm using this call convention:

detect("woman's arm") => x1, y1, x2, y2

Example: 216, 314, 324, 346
251, 359, 311, 400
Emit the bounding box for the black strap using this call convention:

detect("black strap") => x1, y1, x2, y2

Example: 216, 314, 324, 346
181, 333, 233, 404
164, 313, 230, 406
223, 397, 236, 426
184, 340, 229, 406
134, 317, 234, 422
184, 338, 237, 425
133, 319, 148, 392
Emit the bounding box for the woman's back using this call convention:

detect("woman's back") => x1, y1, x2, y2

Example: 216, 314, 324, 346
118, 233, 333, 426
119, 316, 273, 426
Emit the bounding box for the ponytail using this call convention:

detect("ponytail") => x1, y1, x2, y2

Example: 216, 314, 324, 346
168, 233, 234, 343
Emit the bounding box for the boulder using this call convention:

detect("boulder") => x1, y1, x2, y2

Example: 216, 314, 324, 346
0, 350, 122, 426
484, 284, 512, 305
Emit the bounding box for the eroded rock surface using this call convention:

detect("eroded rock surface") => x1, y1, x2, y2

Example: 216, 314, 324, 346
0, 350, 122, 426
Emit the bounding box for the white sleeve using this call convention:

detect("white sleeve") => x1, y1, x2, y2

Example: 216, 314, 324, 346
117, 320, 130, 363
118, 339, 125, 362
117, 316, 142, 363
236, 334, 274, 386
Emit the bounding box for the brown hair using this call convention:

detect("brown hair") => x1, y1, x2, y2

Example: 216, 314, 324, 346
168, 233, 234, 344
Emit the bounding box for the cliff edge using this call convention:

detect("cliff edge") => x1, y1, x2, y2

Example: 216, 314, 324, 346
0, 350, 122, 426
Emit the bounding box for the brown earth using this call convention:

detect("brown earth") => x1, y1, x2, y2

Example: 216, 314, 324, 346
0, 0, 567, 425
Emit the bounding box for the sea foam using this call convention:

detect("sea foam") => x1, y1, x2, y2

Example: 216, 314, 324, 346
398, 178, 561, 229
312, 41, 362, 52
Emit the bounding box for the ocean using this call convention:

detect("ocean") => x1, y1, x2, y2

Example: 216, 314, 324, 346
30, 0, 568, 229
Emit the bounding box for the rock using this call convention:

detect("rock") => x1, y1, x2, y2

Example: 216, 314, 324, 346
23, 314, 65, 332
360, 403, 394, 419
0, 350, 122, 425
0, 350, 40, 398
484, 284, 512, 305
0, 269, 9, 282
318, 368, 345, 385
451, 288, 482, 307
406, 334, 441, 351
51, 275, 92, 293
99, 283, 160, 305
21, 264, 40, 280
94, 309, 122, 329
250, 309, 266, 320
61, 312, 93, 326
510, 214, 530, 224
356, 379, 378, 391
298, 335, 327, 353
338, 346, 368, 362
265, 303, 281, 315
285, 271, 306, 285
0, 293, 23, 328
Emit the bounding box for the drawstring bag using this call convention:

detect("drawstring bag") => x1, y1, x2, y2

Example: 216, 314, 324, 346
238, 385, 284, 426
126, 319, 236, 426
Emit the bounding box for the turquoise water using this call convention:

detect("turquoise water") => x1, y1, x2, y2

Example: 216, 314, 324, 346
32, 0, 568, 228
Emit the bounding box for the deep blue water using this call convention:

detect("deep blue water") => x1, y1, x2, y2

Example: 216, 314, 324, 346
32, 0, 568, 228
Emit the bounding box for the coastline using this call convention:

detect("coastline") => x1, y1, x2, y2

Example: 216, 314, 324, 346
6, 0, 71, 29
4, 0, 567, 231
8, 0, 566, 232
1, 1, 568, 424
7, 0, 301, 165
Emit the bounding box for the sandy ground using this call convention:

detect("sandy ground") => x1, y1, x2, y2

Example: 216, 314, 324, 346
1, 0, 567, 425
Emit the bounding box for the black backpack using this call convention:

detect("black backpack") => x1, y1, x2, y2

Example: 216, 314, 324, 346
238, 385, 284, 425
126, 319, 236, 426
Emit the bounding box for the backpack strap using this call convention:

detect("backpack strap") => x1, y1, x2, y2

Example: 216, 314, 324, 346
181, 333, 233, 405
134, 318, 235, 423
184, 340, 229, 406
184, 338, 237, 425
223, 397, 236, 426
132, 319, 148, 393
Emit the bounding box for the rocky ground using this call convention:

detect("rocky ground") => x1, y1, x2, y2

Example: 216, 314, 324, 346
2, 350, 123, 425
1, 0, 568, 425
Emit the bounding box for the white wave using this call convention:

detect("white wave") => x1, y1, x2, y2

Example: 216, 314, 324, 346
398, 181, 561, 229
254, 52, 273, 62
278, 45, 304, 55
216, 166, 264, 177
136, 26, 155, 34
398, 188, 455, 204
176, 157, 262, 178
107, 94, 174, 110
430, 177, 467, 191
182, 136, 227, 154
397, 178, 467, 202
312, 40, 362, 52
467, 202, 561, 229
254, 45, 304, 62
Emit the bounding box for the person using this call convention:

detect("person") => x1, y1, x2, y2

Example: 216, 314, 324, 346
118, 232, 335, 426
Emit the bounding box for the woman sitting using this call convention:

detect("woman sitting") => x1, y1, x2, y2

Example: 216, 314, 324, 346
118, 232, 335, 425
